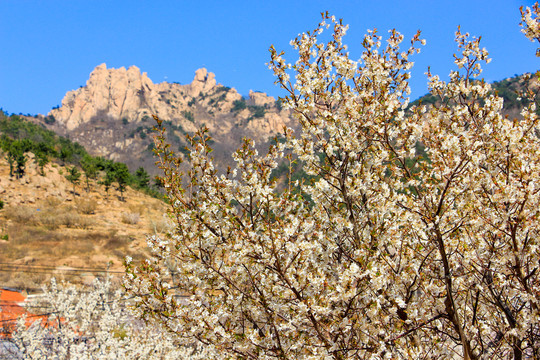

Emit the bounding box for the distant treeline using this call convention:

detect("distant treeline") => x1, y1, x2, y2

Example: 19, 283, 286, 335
0, 110, 162, 200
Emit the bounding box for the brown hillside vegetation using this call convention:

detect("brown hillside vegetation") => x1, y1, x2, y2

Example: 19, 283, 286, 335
0, 152, 169, 291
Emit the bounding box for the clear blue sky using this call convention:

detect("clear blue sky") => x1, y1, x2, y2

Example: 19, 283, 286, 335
1, 0, 538, 115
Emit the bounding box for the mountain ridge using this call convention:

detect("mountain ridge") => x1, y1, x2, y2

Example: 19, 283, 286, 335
37, 64, 294, 174
29, 66, 540, 176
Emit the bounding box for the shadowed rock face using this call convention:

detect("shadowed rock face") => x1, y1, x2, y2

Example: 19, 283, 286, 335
46, 64, 295, 173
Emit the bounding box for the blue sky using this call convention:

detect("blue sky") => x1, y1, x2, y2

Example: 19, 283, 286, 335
1, 0, 538, 115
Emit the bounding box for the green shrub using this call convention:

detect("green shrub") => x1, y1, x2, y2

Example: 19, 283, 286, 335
44, 115, 56, 125
248, 105, 266, 119
182, 111, 194, 122
232, 99, 247, 112
215, 86, 230, 93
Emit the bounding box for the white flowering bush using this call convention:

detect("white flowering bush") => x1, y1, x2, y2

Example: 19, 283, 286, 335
125, 7, 540, 360
10, 278, 207, 359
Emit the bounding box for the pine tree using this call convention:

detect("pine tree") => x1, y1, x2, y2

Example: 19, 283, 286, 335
113, 163, 130, 201
34, 150, 49, 176
99, 170, 115, 197
135, 167, 150, 189
65, 166, 81, 196
81, 155, 98, 192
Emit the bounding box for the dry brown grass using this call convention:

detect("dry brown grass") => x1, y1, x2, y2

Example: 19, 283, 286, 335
0, 224, 62, 263
76, 216, 94, 229
121, 212, 140, 225
10, 225, 61, 245
30, 207, 94, 230
38, 211, 63, 230
0, 241, 26, 260
0, 157, 174, 290
60, 212, 82, 228
149, 215, 174, 234
6, 198, 95, 230
54, 233, 96, 257
150, 200, 166, 211
0, 271, 48, 292
41, 196, 63, 208
0, 217, 101, 265
4, 205, 38, 224
75, 199, 98, 214
103, 232, 131, 251
128, 202, 146, 215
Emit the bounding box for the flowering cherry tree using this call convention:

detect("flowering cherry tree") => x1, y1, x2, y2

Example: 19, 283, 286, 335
125, 6, 540, 360
10, 279, 206, 359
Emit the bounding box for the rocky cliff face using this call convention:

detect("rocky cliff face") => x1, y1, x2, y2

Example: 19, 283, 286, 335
45, 64, 294, 173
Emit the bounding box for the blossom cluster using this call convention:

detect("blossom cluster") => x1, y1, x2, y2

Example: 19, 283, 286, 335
9, 278, 207, 359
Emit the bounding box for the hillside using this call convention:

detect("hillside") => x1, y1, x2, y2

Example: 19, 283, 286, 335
0, 151, 169, 292
32, 64, 295, 174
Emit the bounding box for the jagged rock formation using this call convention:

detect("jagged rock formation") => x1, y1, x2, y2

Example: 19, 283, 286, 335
44, 64, 294, 173
249, 90, 275, 107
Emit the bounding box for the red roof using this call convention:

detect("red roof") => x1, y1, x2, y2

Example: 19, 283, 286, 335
0, 289, 25, 303
0, 288, 50, 338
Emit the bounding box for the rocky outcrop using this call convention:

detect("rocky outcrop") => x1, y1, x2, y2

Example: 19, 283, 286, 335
52, 64, 156, 130
49, 64, 291, 135
45, 64, 295, 173
0, 153, 70, 202
249, 90, 275, 107
188, 68, 217, 97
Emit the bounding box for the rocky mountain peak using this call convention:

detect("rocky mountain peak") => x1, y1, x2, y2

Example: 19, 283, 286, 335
44, 64, 294, 173
189, 68, 216, 96
51, 63, 157, 130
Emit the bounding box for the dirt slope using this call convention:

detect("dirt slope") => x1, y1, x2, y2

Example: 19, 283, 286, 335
0, 153, 170, 291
